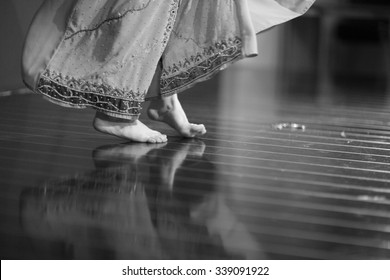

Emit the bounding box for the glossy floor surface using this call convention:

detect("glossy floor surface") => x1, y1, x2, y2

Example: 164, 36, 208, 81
0, 65, 390, 260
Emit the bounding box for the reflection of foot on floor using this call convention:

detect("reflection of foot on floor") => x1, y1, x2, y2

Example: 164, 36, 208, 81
93, 112, 167, 143
177, 138, 206, 158
93, 142, 167, 165
147, 94, 206, 138
149, 139, 206, 190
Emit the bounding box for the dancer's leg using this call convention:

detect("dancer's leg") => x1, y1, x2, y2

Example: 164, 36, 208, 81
147, 63, 206, 138
148, 95, 206, 138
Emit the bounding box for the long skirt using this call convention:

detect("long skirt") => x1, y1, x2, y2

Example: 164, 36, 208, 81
22, 0, 315, 120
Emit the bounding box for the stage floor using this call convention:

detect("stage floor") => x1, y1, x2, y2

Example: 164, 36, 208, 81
0, 67, 389, 260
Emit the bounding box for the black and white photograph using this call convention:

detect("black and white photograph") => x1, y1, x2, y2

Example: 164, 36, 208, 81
0, 0, 389, 276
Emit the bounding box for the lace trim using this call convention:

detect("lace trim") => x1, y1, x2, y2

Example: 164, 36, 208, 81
37, 70, 143, 118
160, 37, 242, 95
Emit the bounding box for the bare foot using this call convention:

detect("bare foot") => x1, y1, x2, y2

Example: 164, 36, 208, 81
93, 112, 167, 143
147, 94, 206, 138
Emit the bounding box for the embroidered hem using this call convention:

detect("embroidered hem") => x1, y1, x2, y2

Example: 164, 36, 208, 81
35, 36, 243, 119
160, 37, 242, 96
36, 70, 143, 119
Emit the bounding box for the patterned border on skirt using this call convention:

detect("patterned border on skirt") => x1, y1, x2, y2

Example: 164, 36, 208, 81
36, 70, 143, 120
160, 37, 242, 96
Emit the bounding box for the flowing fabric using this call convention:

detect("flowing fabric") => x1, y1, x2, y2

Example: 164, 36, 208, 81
22, 0, 315, 120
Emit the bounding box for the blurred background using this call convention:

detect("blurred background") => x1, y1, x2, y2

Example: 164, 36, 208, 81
1, 0, 390, 260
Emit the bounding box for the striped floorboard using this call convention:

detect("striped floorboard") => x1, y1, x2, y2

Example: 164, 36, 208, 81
0, 69, 389, 259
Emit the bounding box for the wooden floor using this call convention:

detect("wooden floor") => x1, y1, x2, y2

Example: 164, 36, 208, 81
0, 66, 389, 260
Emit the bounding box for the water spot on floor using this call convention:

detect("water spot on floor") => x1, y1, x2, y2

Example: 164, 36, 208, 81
357, 195, 387, 202
272, 122, 306, 132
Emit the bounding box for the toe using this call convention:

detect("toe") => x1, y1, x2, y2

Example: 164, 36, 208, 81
190, 124, 207, 136
148, 133, 167, 143
147, 138, 157, 144
199, 124, 207, 134
159, 134, 168, 143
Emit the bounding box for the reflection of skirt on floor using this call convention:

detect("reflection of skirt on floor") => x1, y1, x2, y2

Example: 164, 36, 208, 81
22, 0, 315, 120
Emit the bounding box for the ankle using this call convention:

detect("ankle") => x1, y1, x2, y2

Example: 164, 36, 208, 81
149, 100, 174, 113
